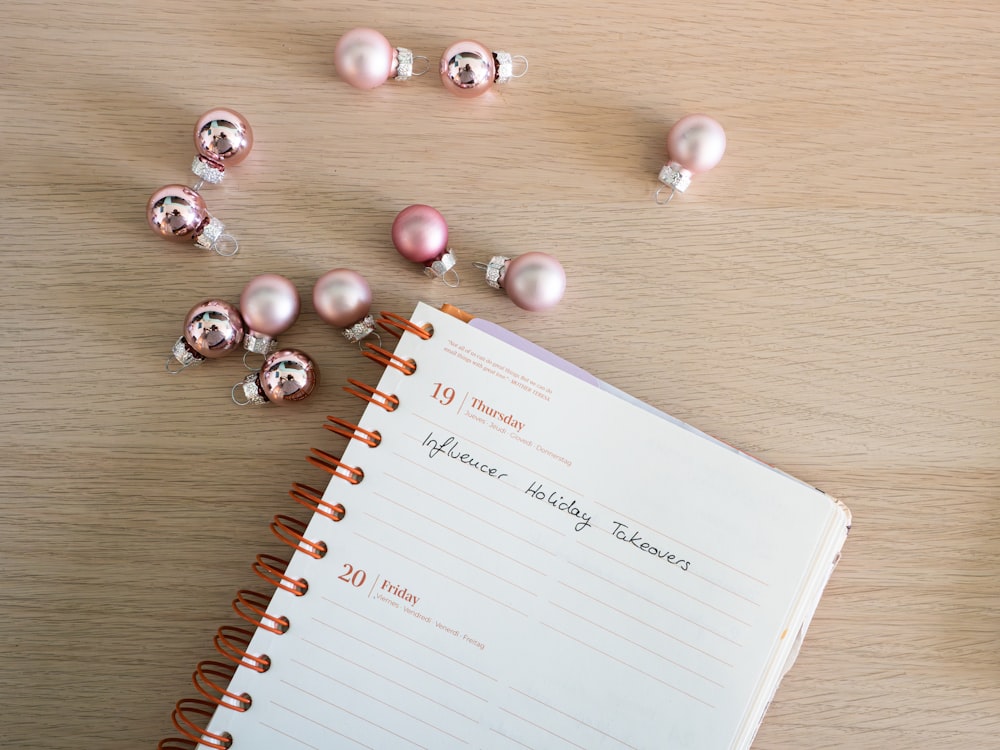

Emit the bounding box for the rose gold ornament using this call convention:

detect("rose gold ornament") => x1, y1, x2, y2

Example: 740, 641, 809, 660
656, 114, 727, 204
474, 252, 566, 311
146, 184, 238, 256
233, 349, 319, 406
239, 274, 301, 365
191, 108, 254, 187
391, 204, 460, 286
165, 299, 245, 373
333, 27, 426, 90
439, 40, 527, 97
312, 269, 376, 343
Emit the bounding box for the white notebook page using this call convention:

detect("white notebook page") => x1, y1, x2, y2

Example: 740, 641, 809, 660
206, 302, 847, 750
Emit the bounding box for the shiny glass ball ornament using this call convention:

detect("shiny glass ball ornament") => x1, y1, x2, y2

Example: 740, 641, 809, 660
146, 185, 237, 255
233, 349, 319, 406
191, 108, 254, 186
440, 40, 527, 97
475, 252, 566, 312
166, 299, 245, 373
313, 269, 375, 342
240, 274, 301, 359
656, 114, 726, 204
391, 204, 459, 285
334, 28, 420, 89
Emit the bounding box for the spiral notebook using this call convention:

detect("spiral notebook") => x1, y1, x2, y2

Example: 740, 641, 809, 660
162, 301, 850, 750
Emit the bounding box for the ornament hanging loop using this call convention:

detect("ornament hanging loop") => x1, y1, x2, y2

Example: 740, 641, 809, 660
212, 234, 240, 257
654, 185, 677, 205
164, 356, 193, 374
412, 55, 430, 76
511, 55, 529, 78
231, 382, 252, 406
243, 350, 264, 371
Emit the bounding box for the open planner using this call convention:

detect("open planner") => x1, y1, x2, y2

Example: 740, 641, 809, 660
162, 302, 851, 750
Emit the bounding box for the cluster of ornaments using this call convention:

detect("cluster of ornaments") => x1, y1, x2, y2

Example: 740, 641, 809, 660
146, 108, 253, 256
166, 270, 378, 407
333, 28, 527, 97
388, 203, 566, 311
150, 33, 730, 407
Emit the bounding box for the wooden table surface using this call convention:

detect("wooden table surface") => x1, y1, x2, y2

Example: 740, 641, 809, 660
2, 1, 997, 748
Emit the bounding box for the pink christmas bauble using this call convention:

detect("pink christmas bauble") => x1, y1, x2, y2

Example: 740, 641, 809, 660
440, 40, 495, 97
147, 185, 208, 241
183, 299, 245, 358
502, 252, 566, 312
391, 205, 449, 263
240, 274, 301, 337
313, 269, 372, 328
666, 114, 726, 174
193, 108, 254, 167
334, 28, 397, 90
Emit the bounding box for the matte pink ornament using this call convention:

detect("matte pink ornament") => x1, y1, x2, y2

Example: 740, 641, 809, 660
334, 27, 419, 89
656, 114, 726, 204
239, 274, 301, 359
166, 299, 245, 373
391, 204, 459, 286
146, 184, 237, 255
191, 108, 254, 186
312, 269, 375, 342
475, 252, 566, 311
440, 40, 527, 97
233, 349, 319, 406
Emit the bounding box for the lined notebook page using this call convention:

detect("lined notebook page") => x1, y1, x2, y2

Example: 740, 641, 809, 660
207, 302, 847, 750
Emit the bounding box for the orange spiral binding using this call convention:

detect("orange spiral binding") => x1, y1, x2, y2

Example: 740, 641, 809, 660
271, 513, 328, 559
376, 310, 434, 339
214, 625, 271, 673
193, 660, 253, 712
161, 310, 426, 749
253, 552, 309, 596
232, 589, 290, 635
363, 341, 417, 375
289, 482, 346, 522
307, 447, 365, 484
344, 378, 399, 411
324, 415, 382, 447
171, 698, 233, 749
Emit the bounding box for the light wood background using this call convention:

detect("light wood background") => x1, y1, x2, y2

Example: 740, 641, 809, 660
2, 1, 997, 748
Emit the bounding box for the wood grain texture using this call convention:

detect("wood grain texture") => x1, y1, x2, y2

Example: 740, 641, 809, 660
1, 1, 997, 748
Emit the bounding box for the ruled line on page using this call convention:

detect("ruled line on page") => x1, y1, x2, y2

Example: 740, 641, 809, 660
319, 596, 500, 683
282, 670, 471, 746
258, 721, 322, 750
596, 505, 770, 588
558, 579, 744, 647
394, 454, 565, 536
386, 471, 560, 555
684, 569, 763, 605
489, 728, 535, 749
411, 412, 585, 497
270, 700, 378, 750
498, 707, 592, 750
548, 600, 729, 686
508, 687, 640, 750
302, 627, 490, 702
297, 635, 480, 723
354, 531, 533, 617
367, 513, 539, 597
539, 623, 717, 709
574, 548, 755, 627
374, 490, 549, 577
